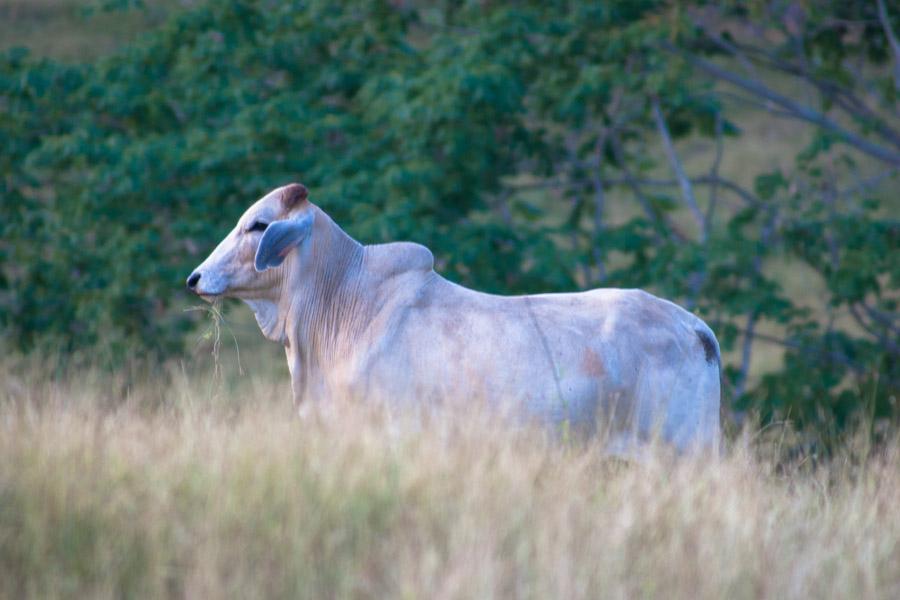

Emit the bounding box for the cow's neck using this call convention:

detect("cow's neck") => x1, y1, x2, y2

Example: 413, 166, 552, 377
282, 210, 368, 368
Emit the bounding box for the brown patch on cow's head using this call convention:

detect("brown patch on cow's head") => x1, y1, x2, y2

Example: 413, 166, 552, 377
581, 347, 606, 377
281, 183, 308, 211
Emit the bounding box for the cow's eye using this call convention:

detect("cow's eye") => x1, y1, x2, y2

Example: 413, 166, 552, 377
248, 221, 268, 233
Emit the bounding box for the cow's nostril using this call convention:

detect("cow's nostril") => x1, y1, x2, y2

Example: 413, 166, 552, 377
186, 272, 201, 289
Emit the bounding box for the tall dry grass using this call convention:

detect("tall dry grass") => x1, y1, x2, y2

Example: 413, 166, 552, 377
1, 355, 898, 600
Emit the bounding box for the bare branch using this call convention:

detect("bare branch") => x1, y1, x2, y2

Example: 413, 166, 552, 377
691, 9, 900, 146
589, 88, 627, 284
849, 303, 900, 354
687, 10, 759, 78
590, 134, 607, 283
705, 111, 724, 232
838, 168, 897, 199
734, 327, 867, 375
673, 45, 900, 166
563, 136, 591, 287
733, 310, 757, 398
609, 132, 686, 241
727, 41, 900, 149
651, 98, 707, 240
877, 0, 900, 93
861, 302, 900, 330
623, 175, 763, 208
505, 179, 578, 192
714, 90, 808, 121
506, 174, 763, 209
492, 189, 513, 227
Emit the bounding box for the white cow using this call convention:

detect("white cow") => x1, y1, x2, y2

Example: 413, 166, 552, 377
188, 183, 721, 453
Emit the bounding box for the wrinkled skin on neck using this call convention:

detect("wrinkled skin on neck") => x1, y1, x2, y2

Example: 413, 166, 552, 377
249, 208, 366, 347
273, 210, 369, 404
189, 186, 368, 407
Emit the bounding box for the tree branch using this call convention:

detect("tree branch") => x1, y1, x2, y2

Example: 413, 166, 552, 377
673, 45, 900, 166
877, 0, 900, 93
651, 97, 707, 241
492, 189, 513, 227
590, 133, 607, 283
728, 41, 900, 149
705, 111, 724, 232
714, 90, 809, 121
564, 135, 591, 287
849, 302, 900, 354
861, 302, 900, 330
733, 207, 779, 396
621, 174, 763, 207
733, 310, 757, 398
609, 132, 685, 241
734, 327, 867, 375
838, 168, 897, 199
506, 174, 763, 209
690, 8, 900, 147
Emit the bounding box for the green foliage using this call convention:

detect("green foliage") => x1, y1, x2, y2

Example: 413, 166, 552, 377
1, 0, 897, 439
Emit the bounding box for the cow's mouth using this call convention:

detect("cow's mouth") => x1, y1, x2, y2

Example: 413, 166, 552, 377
195, 290, 224, 302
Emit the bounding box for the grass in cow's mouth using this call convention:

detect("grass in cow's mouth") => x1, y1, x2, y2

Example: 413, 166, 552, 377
185, 301, 244, 396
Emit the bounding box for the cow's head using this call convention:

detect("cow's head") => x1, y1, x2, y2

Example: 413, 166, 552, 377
186, 183, 313, 301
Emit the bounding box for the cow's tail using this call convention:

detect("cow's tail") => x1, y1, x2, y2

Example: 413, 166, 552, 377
692, 324, 722, 454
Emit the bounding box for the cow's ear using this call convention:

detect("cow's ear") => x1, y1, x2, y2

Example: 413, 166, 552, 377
281, 183, 308, 211
254, 213, 313, 272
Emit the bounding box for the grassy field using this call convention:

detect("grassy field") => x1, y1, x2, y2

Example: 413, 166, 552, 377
1, 356, 899, 599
